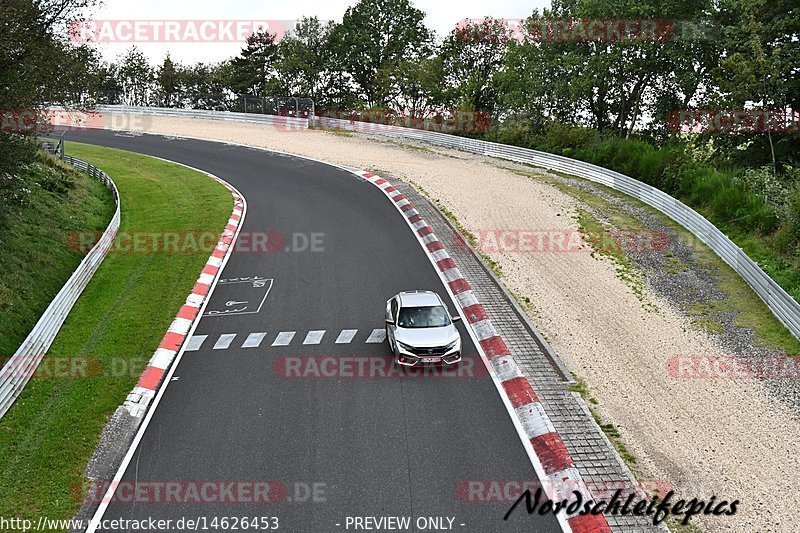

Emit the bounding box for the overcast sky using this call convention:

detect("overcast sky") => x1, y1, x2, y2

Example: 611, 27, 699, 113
86, 0, 550, 65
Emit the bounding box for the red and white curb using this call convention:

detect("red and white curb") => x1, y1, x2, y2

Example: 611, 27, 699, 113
354, 170, 611, 533
122, 175, 245, 418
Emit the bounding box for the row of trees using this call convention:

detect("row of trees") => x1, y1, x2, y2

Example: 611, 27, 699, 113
1, 0, 798, 282
3, 0, 798, 178
96, 0, 797, 138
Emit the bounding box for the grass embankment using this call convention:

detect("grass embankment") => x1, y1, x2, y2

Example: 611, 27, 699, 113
0, 152, 115, 359
0, 142, 232, 524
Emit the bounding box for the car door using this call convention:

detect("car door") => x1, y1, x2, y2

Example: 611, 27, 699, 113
385, 297, 399, 347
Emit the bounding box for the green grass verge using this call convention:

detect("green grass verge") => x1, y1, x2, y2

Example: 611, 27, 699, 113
0, 142, 232, 524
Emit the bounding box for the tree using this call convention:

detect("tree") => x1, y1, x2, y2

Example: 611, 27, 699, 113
157, 54, 180, 107
95, 62, 124, 104
229, 30, 279, 96
438, 17, 513, 115
274, 17, 339, 105
0, 0, 101, 224
1, 0, 100, 110
118, 46, 153, 105
332, 0, 434, 107
495, 0, 722, 136
180, 62, 231, 110
375, 57, 443, 119
709, 0, 800, 172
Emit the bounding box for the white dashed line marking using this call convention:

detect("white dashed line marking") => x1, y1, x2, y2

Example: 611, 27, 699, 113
185, 335, 207, 351
197, 328, 394, 350
213, 334, 237, 350
242, 332, 267, 348
365, 329, 387, 343
272, 331, 296, 346
335, 329, 358, 344
303, 330, 326, 345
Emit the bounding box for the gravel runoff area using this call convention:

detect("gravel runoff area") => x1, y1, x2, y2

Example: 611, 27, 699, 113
100, 114, 800, 532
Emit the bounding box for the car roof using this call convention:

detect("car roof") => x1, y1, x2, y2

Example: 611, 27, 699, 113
397, 291, 442, 307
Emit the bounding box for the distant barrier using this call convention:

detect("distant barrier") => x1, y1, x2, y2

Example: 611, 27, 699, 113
98, 105, 309, 130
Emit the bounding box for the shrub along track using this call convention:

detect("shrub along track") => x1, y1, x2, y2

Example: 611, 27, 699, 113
0, 142, 232, 524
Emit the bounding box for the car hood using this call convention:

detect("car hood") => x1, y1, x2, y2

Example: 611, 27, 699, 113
395, 324, 459, 347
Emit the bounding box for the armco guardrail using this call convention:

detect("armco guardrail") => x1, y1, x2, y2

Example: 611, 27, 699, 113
317, 115, 800, 341
0, 153, 120, 420
98, 105, 309, 130
102, 106, 800, 340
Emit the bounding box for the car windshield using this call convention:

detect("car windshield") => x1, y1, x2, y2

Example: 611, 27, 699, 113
397, 305, 451, 328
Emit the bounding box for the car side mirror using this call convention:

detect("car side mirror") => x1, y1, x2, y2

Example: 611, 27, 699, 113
451, 316, 462, 322
385, 318, 395, 325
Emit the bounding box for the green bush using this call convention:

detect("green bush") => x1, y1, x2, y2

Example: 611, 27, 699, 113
776, 189, 800, 256
672, 162, 779, 235
539, 121, 601, 153
482, 117, 795, 236
484, 118, 540, 148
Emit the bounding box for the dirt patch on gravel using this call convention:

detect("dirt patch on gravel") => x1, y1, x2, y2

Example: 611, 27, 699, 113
104, 115, 800, 532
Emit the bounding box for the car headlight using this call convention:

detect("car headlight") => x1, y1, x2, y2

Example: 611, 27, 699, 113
445, 338, 460, 352
397, 341, 416, 354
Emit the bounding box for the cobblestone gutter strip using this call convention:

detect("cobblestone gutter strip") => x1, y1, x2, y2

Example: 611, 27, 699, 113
391, 179, 667, 532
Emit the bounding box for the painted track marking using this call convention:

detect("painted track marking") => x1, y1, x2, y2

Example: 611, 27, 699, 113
335, 329, 358, 344
213, 334, 237, 350
365, 329, 386, 343
185, 335, 207, 352
272, 331, 296, 346
303, 330, 326, 345
242, 332, 267, 348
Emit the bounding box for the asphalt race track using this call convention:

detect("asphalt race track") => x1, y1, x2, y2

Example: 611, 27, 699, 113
66, 129, 561, 532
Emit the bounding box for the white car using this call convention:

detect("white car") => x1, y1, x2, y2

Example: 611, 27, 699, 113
385, 291, 462, 366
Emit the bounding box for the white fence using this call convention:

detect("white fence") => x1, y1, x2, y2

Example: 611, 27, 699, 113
315, 116, 800, 341
91, 106, 800, 341
98, 105, 309, 130
0, 154, 120, 419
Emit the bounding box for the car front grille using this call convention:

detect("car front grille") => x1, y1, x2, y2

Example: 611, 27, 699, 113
409, 345, 450, 356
